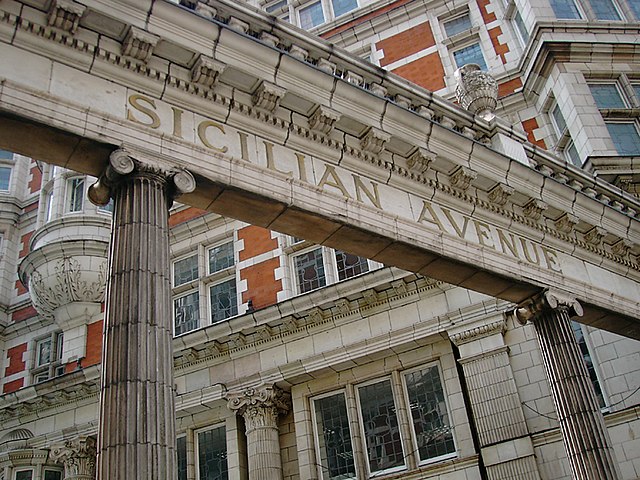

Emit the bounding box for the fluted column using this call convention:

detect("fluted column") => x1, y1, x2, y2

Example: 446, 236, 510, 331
516, 289, 620, 480
88, 149, 195, 480
227, 385, 291, 480
50, 436, 97, 480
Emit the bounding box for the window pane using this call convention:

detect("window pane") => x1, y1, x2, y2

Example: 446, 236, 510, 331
633, 84, 640, 102
571, 322, 606, 408
588, 0, 621, 20
332, 0, 358, 17
405, 366, 455, 462
453, 43, 487, 70
15, 471, 33, 480
358, 380, 404, 473
45, 190, 54, 222
551, 103, 567, 135
68, 177, 85, 212
198, 426, 228, 480
208, 242, 234, 274
630, 0, 640, 19
550, 0, 582, 18
335, 251, 369, 281
266, 0, 287, 12
98, 198, 114, 213
210, 279, 238, 323
44, 471, 62, 480
444, 14, 471, 37
295, 248, 326, 293
566, 142, 582, 167
174, 255, 199, 287
514, 10, 529, 42
177, 437, 187, 480
299, 1, 325, 29
0, 166, 11, 190
606, 122, 640, 155
174, 291, 200, 335
37, 338, 52, 366
0, 150, 13, 160
314, 393, 356, 479
589, 84, 626, 108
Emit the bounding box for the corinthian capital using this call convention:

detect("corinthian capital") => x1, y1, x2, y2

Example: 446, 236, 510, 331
50, 436, 97, 480
227, 385, 290, 430
515, 289, 583, 325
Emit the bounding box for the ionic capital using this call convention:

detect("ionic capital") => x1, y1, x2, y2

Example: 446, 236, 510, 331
88, 149, 196, 207
227, 384, 290, 430
50, 436, 97, 480
515, 289, 583, 325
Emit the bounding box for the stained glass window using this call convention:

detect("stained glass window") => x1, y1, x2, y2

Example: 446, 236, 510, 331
606, 122, 640, 155
314, 393, 356, 479
174, 255, 199, 287
198, 426, 228, 480
210, 279, 238, 323
405, 366, 455, 462
335, 251, 369, 281
174, 291, 200, 335
295, 248, 326, 293
589, 84, 626, 109
358, 380, 404, 474
208, 242, 234, 274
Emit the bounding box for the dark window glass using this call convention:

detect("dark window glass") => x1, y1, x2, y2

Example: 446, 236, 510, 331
332, 0, 358, 17
571, 322, 606, 408
177, 436, 187, 480
550, 0, 582, 19
588, 0, 621, 20
335, 251, 369, 281
453, 43, 487, 70
589, 84, 626, 108
210, 279, 238, 323
198, 426, 228, 480
174, 255, 199, 287
174, 291, 200, 335
606, 122, 640, 155
444, 14, 471, 37
314, 393, 356, 479
0, 166, 11, 190
295, 248, 326, 293
208, 242, 234, 274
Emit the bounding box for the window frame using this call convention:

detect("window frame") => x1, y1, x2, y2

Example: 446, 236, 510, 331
43, 468, 64, 480
587, 0, 623, 20
549, 0, 584, 19
452, 41, 488, 71
14, 469, 35, 480
571, 321, 609, 410
194, 423, 228, 480
31, 331, 64, 384
66, 176, 85, 213
173, 289, 201, 336
294, 0, 360, 29
0, 164, 12, 192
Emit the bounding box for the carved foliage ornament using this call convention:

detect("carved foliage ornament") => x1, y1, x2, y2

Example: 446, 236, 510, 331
450, 166, 477, 191
454, 64, 499, 120
252, 81, 287, 112
309, 106, 341, 134
227, 385, 291, 430
515, 289, 583, 325
191, 56, 226, 88
50, 436, 97, 479
407, 148, 435, 175
360, 127, 390, 155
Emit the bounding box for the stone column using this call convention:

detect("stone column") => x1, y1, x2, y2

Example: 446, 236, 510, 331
50, 436, 97, 480
227, 385, 291, 480
516, 289, 620, 480
88, 149, 195, 480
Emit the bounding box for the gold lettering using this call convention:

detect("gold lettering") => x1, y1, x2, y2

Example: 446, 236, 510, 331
497, 230, 519, 258
126, 94, 161, 129
417, 201, 445, 232
171, 107, 184, 138
353, 175, 382, 209
474, 220, 495, 249
541, 246, 562, 272
198, 121, 229, 153
519, 238, 541, 265
296, 153, 308, 183
264, 141, 292, 176
317, 165, 351, 199
238, 132, 250, 161
442, 208, 470, 239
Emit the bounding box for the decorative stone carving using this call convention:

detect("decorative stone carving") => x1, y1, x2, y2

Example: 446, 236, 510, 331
121, 26, 159, 63
335, 299, 351, 315
252, 81, 287, 112
360, 127, 390, 155
317, 58, 336, 74
227, 384, 290, 421
611, 238, 633, 258
584, 226, 606, 247
361, 288, 379, 307
190, 55, 226, 88
50, 436, 97, 480
308, 307, 323, 324
257, 325, 274, 341
47, 0, 86, 34
488, 183, 514, 206
195, 3, 217, 19
283, 316, 299, 333
289, 44, 309, 61
344, 71, 364, 86
449, 318, 507, 346
231, 332, 247, 348
259, 32, 279, 48
454, 64, 499, 120
450, 166, 477, 191
394, 94, 411, 109
407, 147, 435, 174
515, 289, 583, 325
228, 17, 249, 33
309, 106, 341, 134
416, 106, 434, 119
370, 83, 387, 97
391, 280, 408, 296
555, 213, 579, 234
523, 199, 547, 221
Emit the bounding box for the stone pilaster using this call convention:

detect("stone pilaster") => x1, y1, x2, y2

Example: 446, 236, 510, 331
88, 149, 195, 480
516, 289, 620, 480
50, 436, 97, 480
449, 317, 540, 479
227, 385, 290, 480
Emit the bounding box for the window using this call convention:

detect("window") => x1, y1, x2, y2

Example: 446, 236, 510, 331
589, 84, 626, 108
45, 190, 54, 222
15, 470, 33, 480
513, 10, 530, 43
295, 248, 327, 293
332, 0, 358, 17
98, 198, 114, 214
295, 0, 359, 29
605, 123, 640, 155
571, 322, 606, 408
0, 166, 11, 191
633, 84, 640, 102
208, 242, 234, 274
588, 0, 621, 19
630, 0, 640, 19
32, 332, 64, 383
67, 177, 85, 212
197, 425, 228, 480
311, 363, 456, 479
210, 279, 238, 324
565, 141, 582, 167
43, 470, 63, 480
174, 255, 199, 287
335, 250, 369, 281
266, 0, 287, 12
299, 1, 325, 29
453, 43, 487, 70
443, 14, 472, 37
174, 291, 200, 335
551, 102, 568, 136
550, 0, 583, 18
177, 436, 187, 480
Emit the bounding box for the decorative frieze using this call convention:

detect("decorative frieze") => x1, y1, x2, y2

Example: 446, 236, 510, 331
344, 70, 364, 86
584, 226, 606, 247
195, 3, 217, 19
252, 81, 287, 112
289, 44, 309, 61
259, 31, 280, 48
47, 0, 86, 34
307, 307, 324, 324
361, 288, 380, 307
611, 238, 633, 258
394, 94, 411, 109
360, 127, 390, 155
407, 147, 435, 175
228, 16, 249, 33
488, 183, 514, 206
555, 213, 579, 234
121, 26, 159, 63
450, 166, 477, 191
317, 58, 336, 74
50, 436, 97, 480
309, 105, 341, 134
190, 55, 226, 88
335, 298, 351, 315
523, 199, 547, 221
370, 83, 387, 97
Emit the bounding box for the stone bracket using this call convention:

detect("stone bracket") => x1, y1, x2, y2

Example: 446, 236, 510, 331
122, 26, 160, 63
47, 0, 86, 34
190, 55, 226, 88
252, 81, 287, 112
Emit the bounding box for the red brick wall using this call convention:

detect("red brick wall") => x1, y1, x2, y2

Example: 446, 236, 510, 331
321, 0, 414, 38
84, 320, 104, 367
488, 26, 509, 64
391, 53, 446, 92
28, 163, 42, 193
377, 22, 436, 68
477, 0, 497, 23
3, 378, 24, 394
237, 226, 278, 262
522, 118, 547, 149
240, 258, 282, 310
168, 207, 207, 228
5, 343, 27, 376
12, 305, 38, 323
498, 77, 523, 97
18, 231, 34, 259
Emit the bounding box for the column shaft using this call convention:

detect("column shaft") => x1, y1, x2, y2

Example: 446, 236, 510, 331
244, 407, 282, 479
97, 171, 176, 480
525, 296, 619, 479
